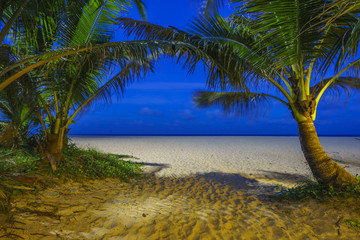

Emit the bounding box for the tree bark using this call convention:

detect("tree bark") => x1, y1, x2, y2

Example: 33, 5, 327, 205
40, 133, 63, 171
298, 120, 357, 187
0, 122, 18, 148
40, 128, 69, 171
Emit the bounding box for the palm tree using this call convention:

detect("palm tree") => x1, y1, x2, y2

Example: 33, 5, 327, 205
0, 0, 225, 92
0, 0, 146, 44
37, 54, 153, 171
0, 0, 149, 93
119, 0, 360, 186
0, 0, 156, 171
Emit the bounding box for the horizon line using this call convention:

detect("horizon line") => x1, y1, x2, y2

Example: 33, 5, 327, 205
69, 134, 360, 137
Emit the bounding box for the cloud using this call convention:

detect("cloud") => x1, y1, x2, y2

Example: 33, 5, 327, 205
139, 107, 163, 117
177, 109, 197, 120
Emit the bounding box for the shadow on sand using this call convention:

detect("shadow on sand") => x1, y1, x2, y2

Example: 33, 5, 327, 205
139, 161, 314, 198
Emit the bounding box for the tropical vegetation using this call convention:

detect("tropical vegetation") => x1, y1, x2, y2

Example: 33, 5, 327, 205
0, 0, 230, 170
0, 0, 358, 213
119, 0, 360, 187
0, 0, 153, 170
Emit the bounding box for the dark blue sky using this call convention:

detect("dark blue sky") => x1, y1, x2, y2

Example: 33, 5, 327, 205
70, 0, 360, 136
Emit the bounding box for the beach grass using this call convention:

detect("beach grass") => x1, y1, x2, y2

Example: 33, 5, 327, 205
0, 142, 142, 215
275, 176, 360, 201
56, 142, 143, 181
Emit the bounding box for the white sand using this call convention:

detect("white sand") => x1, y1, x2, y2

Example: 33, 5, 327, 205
71, 136, 360, 184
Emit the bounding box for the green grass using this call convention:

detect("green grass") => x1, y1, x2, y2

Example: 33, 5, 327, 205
0, 148, 39, 176
0, 142, 143, 216
0, 143, 143, 185
274, 177, 360, 230
56, 143, 142, 181
275, 176, 360, 201
346, 219, 360, 229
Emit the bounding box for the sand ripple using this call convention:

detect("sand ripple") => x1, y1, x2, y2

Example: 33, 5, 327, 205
3, 136, 360, 239
4, 174, 360, 240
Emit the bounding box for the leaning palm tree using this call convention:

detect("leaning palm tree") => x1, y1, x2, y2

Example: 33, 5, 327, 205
21, 0, 221, 171
119, 0, 360, 186
0, 0, 224, 92
0, 0, 157, 172
0, 0, 148, 96
37, 57, 153, 171
24, 0, 153, 171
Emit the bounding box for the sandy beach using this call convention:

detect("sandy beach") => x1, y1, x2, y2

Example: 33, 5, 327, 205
72, 136, 360, 184
3, 136, 360, 239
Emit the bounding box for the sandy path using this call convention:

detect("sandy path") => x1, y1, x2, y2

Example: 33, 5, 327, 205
2, 136, 360, 239
5, 175, 360, 239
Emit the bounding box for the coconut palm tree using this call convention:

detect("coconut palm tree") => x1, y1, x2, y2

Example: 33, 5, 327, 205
0, 0, 155, 171
0, 0, 146, 44
9, 0, 223, 171
119, 0, 360, 186
0, 0, 149, 94
22, 0, 153, 171
37, 57, 153, 171
0, 0, 226, 92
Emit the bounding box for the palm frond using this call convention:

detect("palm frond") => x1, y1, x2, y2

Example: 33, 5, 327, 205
195, 0, 226, 15
68, 0, 131, 46
119, 17, 277, 92
66, 58, 154, 125
133, 0, 146, 20
311, 77, 360, 98
194, 91, 272, 116
0, 40, 164, 91
0, 0, 31, 43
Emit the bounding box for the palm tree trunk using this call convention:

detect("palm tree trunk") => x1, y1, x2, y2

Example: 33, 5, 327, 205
40, 128, 69, 171
298, 120, 356, 186
0, 122, 18, 148
40, 133, 63, 171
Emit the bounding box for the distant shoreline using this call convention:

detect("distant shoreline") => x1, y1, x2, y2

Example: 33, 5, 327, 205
69, 134, 360, 137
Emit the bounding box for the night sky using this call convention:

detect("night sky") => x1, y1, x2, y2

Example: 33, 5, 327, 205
70, 0, 360, 136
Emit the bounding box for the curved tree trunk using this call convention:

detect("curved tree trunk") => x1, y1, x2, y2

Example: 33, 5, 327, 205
298, 120, 357, 187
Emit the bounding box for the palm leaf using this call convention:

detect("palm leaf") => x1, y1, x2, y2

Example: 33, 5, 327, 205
195, 0, 226, 15
0, 40, 164, 91
311, 76, 360, 98
120, 17, 270, 91
194, 91, 273, 116
133, 0, 146, 20
67, 59, 154, 124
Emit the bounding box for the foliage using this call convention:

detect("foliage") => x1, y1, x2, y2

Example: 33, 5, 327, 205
57, 142, 143, 181
0, 142, 142, 183
120, 0, 360, 121
346, 219, 360, 229
0, 141, 142, 215
0, 147, 39, 176
118, 0, 360, 186
275, 176, 360, 201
